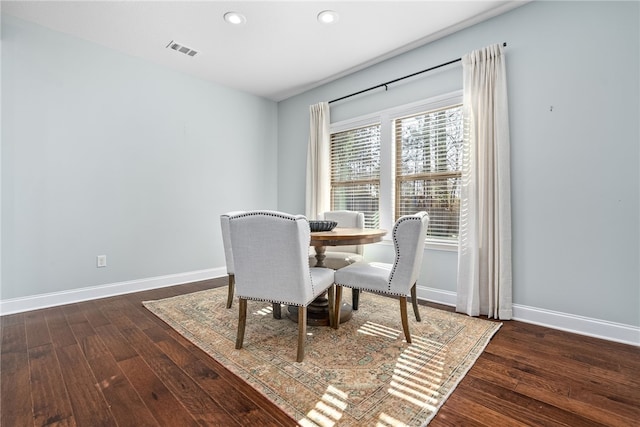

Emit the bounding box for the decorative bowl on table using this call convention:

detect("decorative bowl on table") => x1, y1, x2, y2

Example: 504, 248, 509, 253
309, 220, 338, 232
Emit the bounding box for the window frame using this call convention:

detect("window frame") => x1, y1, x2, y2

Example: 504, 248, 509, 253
329, 121, 382, 229
329, 90, 462, 251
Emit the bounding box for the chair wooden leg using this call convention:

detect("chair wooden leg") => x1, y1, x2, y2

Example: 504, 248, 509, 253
334, 286, 343, 330
411, 283, 421, 322
226, 274, 235, 309
272, 303, 282, 319
327, 285, 336, 329
235, 298, 247, 349
352, 289, 360, 310
399, 297, 411, 344
297, 306, 307, 362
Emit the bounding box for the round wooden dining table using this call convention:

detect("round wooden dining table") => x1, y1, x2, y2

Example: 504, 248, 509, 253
288, 227, 387, 326
310, 227, 387, 268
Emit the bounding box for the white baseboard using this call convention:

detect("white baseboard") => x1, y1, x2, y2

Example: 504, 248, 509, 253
511, 304, 640, 347
0, 268, 225, 316
418, 286, 457, 307
417, 286, 639, 347
3, 277, 638, 347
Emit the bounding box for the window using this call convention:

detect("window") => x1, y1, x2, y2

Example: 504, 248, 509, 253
329, 91, 463, 246
395, 105, 463, 242
330, 124, 381, 229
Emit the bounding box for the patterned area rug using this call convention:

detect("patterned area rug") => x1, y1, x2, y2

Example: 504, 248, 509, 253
143, 286, 501, 426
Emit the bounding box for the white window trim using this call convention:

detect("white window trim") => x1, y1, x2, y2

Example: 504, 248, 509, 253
330, 90, 463, 251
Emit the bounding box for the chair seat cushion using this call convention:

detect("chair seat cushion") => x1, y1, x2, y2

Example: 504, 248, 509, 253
334, 261, 394, 294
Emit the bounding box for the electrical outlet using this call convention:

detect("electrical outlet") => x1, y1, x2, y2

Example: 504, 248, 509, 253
97, 255, 107, 268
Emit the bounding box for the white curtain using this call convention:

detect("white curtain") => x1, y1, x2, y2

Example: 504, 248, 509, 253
457, 44, 512, 320
305, 102, 330, 219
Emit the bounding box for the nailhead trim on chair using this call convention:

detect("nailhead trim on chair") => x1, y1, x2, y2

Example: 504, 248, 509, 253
387, 214, 422, 293
236, 296, 307, 307
233, 210, 300, 221
236, 294, 324, 307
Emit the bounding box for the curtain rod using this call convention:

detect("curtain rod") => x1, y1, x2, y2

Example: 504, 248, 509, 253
329, 42, 507, 104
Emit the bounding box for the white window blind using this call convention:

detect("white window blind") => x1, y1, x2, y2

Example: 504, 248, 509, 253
328, 91, 462, 247
330, 124, 381, 228
395, 105, 463, 242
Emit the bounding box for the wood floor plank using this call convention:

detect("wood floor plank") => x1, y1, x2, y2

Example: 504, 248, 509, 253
488, 333, 640, 392
65, 308, 161, 427
151, 326, 292, 426
184, 357, 292, 427
504, 327, 640, 375
431, 393, 531, 427
79, 300, 112, 329
118, 356, 201, 427
458, 376, 605, 427
29, 344, 77, 427
161, 325, 297, 426
93, 323, 139, 362
103, 310, 243, 426
2, 322, 27, 354
476, 340, 640, 427
1, 312, 24, 327
24, 310, 51, 349
472, 352, 572, 396
1, 317, 34, 427
44, 307, 78, 348
1, 352, 34, 427
429, 410, 486, 427
119, 298, 164, 331
87, 353, 160, 427
514, 381, 638, 426
54, 344, 117, 427
62, 303, 88, 325
465, 356, 521, 391
569, 381, 640, 418
479, 349, 640, 423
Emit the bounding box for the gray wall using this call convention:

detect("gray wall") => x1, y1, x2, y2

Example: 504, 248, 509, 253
278, 1, 640, 327
2, 15, 278, 300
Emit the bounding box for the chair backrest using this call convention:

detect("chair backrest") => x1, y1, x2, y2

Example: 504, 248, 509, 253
388, 211, 430, 294
220, 211, 245, 274
320, 210, 365, 254
228, 210, 317, 306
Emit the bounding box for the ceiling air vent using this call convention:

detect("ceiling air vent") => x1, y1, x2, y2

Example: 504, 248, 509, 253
166, 40, 198, 57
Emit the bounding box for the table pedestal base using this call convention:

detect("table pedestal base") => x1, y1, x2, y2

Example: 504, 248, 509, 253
287, 294, 353, 326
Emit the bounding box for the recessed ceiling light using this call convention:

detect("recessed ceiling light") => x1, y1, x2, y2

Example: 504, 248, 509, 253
317, 10, 339, 25
224, 12, 246, 25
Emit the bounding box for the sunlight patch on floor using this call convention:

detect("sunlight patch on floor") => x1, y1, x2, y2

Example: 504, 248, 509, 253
299, 385, 348, 427
376, 412, 408, 426
387, 336, 446, 412
253, 305, 274, 316
357, 321, 402, 339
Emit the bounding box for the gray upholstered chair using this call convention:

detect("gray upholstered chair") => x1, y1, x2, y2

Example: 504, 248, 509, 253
334, 211, 429, 344
228, 210, 339, 362
221, 211, 283, 318
309, 210, 365, 309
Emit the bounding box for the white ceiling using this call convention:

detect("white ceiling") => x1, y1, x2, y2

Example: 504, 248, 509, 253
2, 1, 525, 101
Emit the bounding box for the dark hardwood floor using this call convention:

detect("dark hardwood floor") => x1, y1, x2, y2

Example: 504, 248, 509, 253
2, 278, 639, 426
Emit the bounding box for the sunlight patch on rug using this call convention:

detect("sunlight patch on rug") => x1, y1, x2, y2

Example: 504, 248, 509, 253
143, 286, 500, 426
